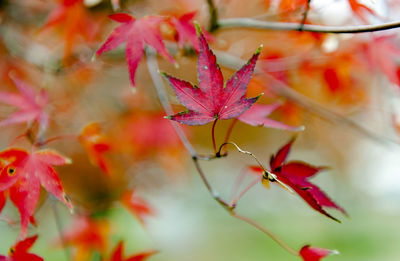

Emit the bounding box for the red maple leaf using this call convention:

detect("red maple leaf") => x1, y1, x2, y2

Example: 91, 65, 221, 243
0, 235, 43, 261
250, 138, 346, 222
299, 245, 338, 261
120, 190, 154, 224
163, 26, 262, 125
347, 0, 375, 23
96, 14, 175, 87
109, 241, 156, 261
0, 75, 48, 131
237, 103, 304, 131
40, 0, 98, 61
0, 148, 72, 239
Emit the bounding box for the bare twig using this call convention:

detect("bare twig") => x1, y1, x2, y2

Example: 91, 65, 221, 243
218, 18, 400, 34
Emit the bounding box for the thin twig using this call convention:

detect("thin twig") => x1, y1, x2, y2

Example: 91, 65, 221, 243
218, 18, 400, 34
206, 0, 219, 32
232, 213, 299, 256
145, 48, 197, 157
218, 142, 268, 171
50, 198, 70, 261
299, 0, 312, 31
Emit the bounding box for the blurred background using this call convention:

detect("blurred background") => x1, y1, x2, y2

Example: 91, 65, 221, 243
1, 0, 400, 260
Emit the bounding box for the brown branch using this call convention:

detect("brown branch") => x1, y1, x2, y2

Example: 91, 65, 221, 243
218, 18, 400, 34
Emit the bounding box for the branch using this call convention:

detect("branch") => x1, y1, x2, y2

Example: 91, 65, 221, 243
145, 47, 298, 256
218, 18, 400, 33
214, 51, 399, 147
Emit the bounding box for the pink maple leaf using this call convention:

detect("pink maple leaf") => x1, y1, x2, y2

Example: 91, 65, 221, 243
0, 148, 72, 239
96, 14, 175, 87
0, 75, 49, 131
162, 25, 262, 125
300, 245, 338, 261
237, 103, 304, 131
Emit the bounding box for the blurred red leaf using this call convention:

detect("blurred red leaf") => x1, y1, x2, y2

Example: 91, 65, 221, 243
110, 241, 156, 261
348, 0, 375, 22
62, 215, 110, 260
163, 26, 261, 125
237, 103, 304, 131
300, 245, 338, 261
0, 75, 48, 131
40, 0, 98, 61
120, 190, 153, 224
96, 14, 174, 87
0, 235, 43, 261
0, 148, 72, 239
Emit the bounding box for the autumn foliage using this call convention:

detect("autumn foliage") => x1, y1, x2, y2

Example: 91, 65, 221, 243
0, 0, 399, 260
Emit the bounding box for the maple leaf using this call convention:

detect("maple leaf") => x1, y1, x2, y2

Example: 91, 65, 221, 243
0, 235, 43, 261
0, 148, 72, 239
364, 36, 400, 87
120, 190, 153, 224
299, 245, 338, 261
0, 75, 48, 131
163, 25, 262, 125
168, 11, 212, 51
250, 138, 346, 222
109, 241, 156, 261
79, 122, 113, 175
96, 14, 175, 87
347, 0, 375, 23
61, 215, 110, 261
237, 103, 304, 131
40, 0, 98, 61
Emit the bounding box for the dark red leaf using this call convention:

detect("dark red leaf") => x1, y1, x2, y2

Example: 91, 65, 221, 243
269, 137, 296, 170
163, 26, 261, 125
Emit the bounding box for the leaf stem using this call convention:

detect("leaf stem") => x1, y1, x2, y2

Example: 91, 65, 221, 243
224, 118, 238, 145
218, 18, 400, 34
211, 119, 218, 154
